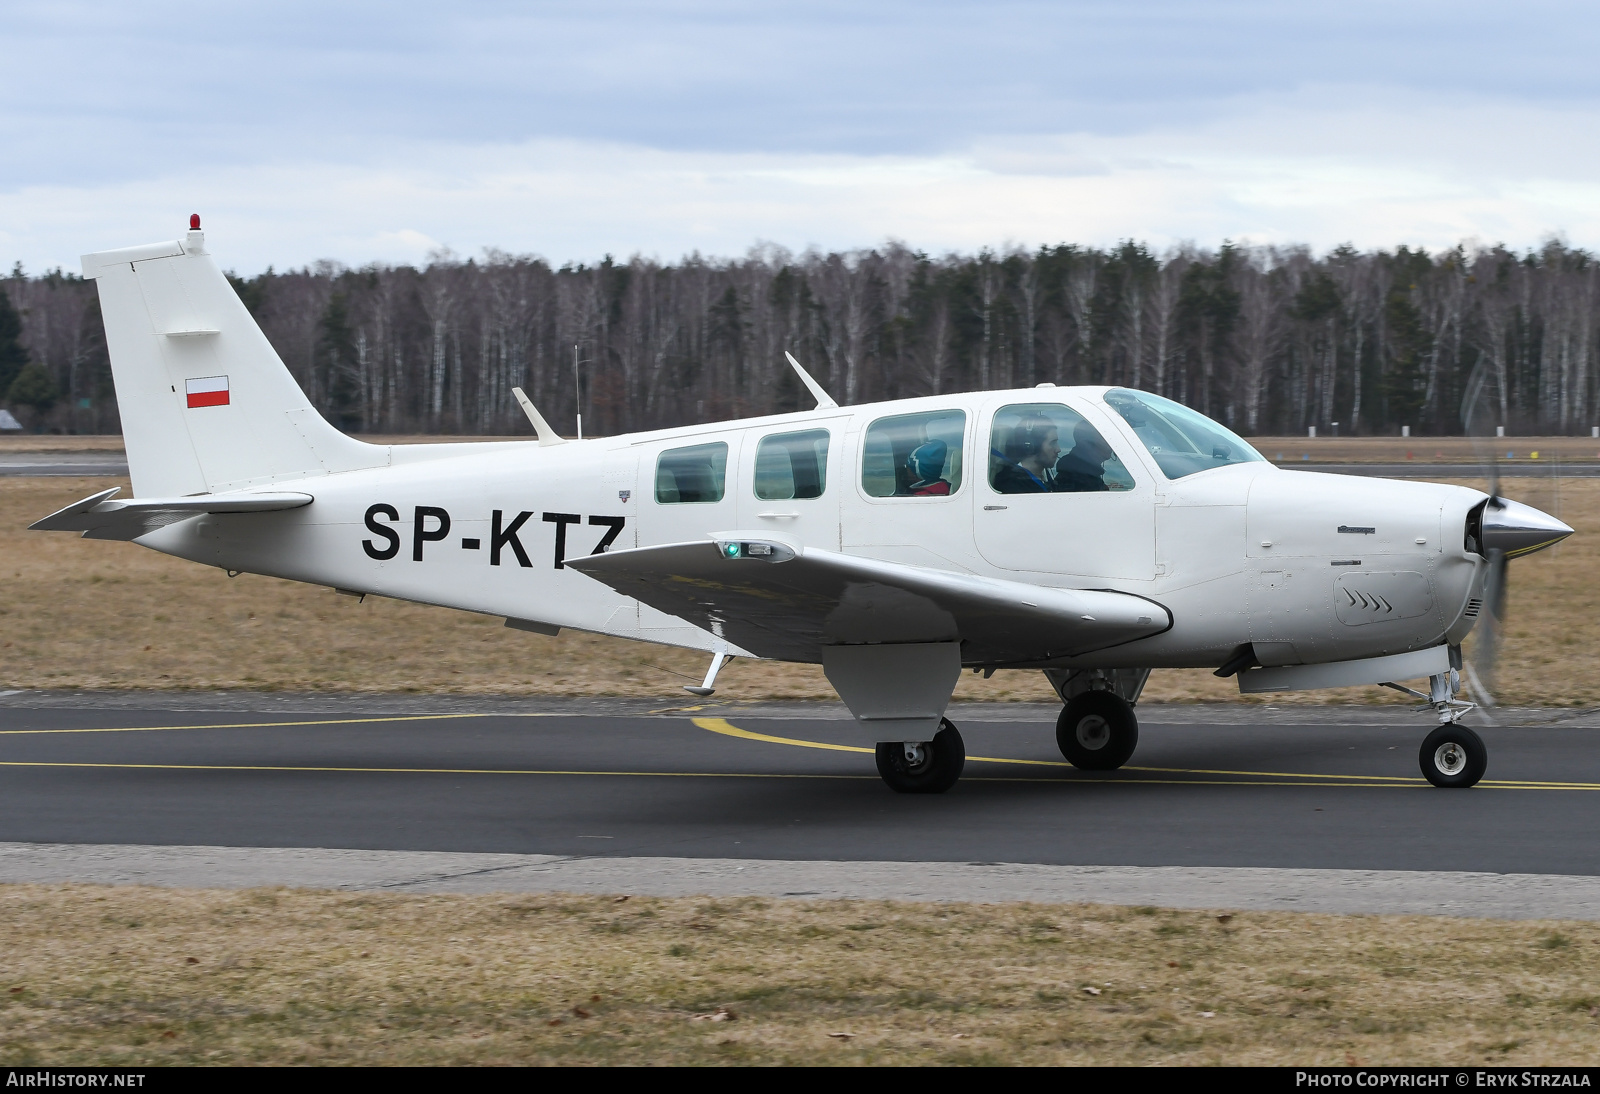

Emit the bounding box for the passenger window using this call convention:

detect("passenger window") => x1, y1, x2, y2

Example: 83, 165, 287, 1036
655, 442, 728, 503
754, 429, 830, 500
862, 410, 966, 498
989, 403, 1135, 494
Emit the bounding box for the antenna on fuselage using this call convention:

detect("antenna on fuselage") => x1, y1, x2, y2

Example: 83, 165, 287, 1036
573, 344, 584, 440
512, 387, 567, 446
784, 351, 839, 410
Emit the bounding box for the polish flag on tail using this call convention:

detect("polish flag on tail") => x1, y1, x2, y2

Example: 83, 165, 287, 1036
185, 375, 229, 408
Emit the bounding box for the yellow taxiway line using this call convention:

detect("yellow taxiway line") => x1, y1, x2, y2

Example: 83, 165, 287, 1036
0, 713, 530, 736
691, 717, 1600, 791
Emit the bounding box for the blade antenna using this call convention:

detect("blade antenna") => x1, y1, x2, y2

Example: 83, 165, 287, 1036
784, 352, 839, 410
512, 387, 567, 446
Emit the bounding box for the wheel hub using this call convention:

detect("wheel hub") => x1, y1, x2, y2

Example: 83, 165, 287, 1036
1075, 715, 1110, 751
1434, 741, 1467, 777
901, 742, 930, 773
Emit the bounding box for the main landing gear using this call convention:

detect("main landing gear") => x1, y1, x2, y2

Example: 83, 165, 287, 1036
876, 719, 966, 794
1056, 690, 1139, 770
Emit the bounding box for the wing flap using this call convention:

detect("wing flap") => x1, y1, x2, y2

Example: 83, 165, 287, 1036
31, 487, 313, 541
568, 535, 1170, 664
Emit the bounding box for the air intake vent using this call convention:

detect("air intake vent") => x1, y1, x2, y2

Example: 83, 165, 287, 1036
1464, 598, 1483, 618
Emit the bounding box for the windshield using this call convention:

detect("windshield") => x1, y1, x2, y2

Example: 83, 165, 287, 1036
1103, 389, 1265, 480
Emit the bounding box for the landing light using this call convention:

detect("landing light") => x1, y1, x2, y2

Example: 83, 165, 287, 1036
714, 539, 796, 563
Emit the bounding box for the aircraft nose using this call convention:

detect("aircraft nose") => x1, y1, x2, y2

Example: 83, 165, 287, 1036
1481, 497, 1574, 558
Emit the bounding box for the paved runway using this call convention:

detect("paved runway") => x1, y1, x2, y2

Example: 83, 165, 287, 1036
1, 701, 1597, 877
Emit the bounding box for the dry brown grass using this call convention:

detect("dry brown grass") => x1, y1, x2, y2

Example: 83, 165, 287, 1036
2, 884, 1598, 1066
1, 474, 1593, 705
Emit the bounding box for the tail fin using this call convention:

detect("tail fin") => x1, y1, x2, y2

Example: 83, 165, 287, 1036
82, 225, 382, 497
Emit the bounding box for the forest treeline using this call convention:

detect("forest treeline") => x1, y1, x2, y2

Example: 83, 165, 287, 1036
3, 239, 1598, 437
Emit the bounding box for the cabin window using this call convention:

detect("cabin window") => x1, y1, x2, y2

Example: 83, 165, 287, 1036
1104, 389, 1265, 479
861, 409, 966, 498
988, 403, 1136, 494
655, 442, 728, 503
754, 429, 830, 500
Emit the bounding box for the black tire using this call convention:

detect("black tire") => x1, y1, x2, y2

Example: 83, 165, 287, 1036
875, 720, 966, 794
1056, 691, 1139, 770
1419, 723, 1487, 788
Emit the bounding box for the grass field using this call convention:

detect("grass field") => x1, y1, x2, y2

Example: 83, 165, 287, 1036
1, 471, 1593, 705
2, 884, 1598, 1066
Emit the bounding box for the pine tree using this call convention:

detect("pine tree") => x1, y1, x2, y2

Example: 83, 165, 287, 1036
0, 285, 28, 396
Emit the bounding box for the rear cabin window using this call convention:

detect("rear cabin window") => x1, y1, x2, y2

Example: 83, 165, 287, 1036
861, 409, 966, 498
988, 403, 1136, 494
754, 429, 830, 500
655, 442, 728, 503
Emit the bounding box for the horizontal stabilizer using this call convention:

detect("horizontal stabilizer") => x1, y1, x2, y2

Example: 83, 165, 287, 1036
31, 487, 312, 541
567, 535, 1170, 664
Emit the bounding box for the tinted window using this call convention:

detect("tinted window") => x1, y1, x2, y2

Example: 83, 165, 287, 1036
754, 429, 830, 500
1104, 389, 1265, 479
655, 442, 728, 503
989, 403, 1136, 494
862, 409, 966, 498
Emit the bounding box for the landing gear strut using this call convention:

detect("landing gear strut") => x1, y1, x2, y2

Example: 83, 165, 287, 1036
876, 719, 965, 794
1056, 690, 1139, 770
1387, 665, 1487, 788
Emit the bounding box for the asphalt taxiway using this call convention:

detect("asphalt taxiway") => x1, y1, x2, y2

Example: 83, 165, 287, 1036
1, 696, 1598, 916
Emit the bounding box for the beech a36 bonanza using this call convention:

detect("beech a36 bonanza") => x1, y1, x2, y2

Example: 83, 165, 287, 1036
35, 220, 1575, 792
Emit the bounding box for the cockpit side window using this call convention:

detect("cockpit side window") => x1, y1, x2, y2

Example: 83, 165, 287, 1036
655, 442, 728, 503
754, 429, 830, 500
1104, 389, 1265, 480
988, 403, 1136, 494
861, 410, 966, 498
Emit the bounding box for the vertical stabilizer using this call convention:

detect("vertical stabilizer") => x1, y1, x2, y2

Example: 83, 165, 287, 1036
82, 224, 383, 497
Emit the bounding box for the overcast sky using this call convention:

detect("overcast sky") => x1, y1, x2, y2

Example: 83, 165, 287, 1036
4, 1, 1599, 273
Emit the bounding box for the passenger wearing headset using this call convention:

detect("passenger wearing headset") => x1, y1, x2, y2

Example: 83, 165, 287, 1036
992, 417, 1060, 493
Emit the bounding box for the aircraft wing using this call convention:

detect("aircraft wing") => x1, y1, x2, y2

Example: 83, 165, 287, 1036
567, 534, 1171, 664
31, 487, 313, 541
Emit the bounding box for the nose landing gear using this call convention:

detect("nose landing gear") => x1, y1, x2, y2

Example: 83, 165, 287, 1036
1419, 722, 1488, 788
1385, 665, 1487, 788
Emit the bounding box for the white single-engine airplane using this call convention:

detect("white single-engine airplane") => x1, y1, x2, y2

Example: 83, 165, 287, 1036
34, 221, 1575, 792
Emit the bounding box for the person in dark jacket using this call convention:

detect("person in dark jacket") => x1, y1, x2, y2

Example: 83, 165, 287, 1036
1052, 420, 1114, 492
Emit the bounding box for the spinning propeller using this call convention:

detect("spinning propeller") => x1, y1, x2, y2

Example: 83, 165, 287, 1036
1459, 362, 1575, 705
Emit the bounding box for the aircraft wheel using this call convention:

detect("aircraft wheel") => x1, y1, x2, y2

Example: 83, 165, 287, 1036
1419, 724, 1487, 788
875, 720, 965, 794
1056, 691, 1139, 770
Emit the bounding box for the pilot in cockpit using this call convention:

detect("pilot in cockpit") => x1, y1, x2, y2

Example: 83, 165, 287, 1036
1052, 420, 1113, 493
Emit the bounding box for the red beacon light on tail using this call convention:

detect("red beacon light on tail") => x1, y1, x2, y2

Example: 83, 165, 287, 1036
190, 214, 201, 230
